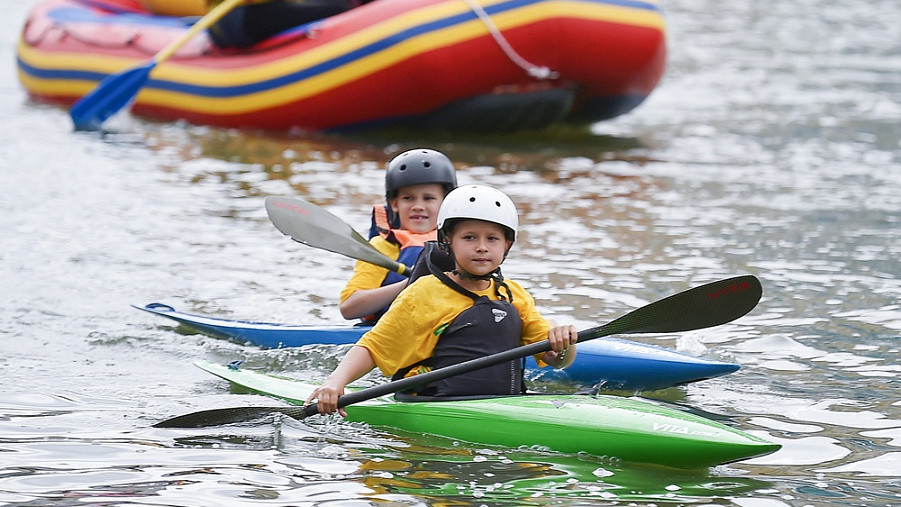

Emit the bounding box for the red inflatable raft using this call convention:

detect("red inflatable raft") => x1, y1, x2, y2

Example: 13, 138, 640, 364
17, 0, 666, 131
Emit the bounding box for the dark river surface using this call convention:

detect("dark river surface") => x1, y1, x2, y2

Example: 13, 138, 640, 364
2, 0, 899, 505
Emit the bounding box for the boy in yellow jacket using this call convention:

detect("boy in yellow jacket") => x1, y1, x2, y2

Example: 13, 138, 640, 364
308, 185, 578, 416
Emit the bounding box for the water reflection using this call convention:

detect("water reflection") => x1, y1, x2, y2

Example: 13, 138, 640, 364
358, 452, 774, 504
139, 122, 656, 191
161, 420, 781, 505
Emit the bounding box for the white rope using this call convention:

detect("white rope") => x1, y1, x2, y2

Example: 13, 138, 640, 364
460, 0, 559, 80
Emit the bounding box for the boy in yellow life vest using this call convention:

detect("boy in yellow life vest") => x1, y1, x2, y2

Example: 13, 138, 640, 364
308, 185, 578, 416
339, 149, 457, 322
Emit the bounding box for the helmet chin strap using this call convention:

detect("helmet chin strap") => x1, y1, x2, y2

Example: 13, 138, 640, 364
450, 264, 514, 301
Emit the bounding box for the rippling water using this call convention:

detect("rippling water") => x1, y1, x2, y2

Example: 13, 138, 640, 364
2, 0, 899, 505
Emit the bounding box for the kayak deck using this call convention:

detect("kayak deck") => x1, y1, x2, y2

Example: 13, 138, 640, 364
135, 302, 740, 391
195, 361, 779, 469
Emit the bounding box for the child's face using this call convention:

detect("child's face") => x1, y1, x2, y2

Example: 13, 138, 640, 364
447, 219, 512, 277
390, 183, 445, 234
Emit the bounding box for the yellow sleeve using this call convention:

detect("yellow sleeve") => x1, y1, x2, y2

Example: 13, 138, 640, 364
355, 276, 473, 377
338, 236, 400, 303
507, 280, 552, 366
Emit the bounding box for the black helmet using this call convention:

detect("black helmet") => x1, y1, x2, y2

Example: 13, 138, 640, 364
385, 149, 457, 200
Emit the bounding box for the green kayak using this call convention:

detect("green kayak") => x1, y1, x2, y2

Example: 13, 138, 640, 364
195, 361, 779, 469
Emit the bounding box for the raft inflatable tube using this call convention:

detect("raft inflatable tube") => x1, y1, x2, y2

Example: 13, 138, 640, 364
17, 0, 666, 131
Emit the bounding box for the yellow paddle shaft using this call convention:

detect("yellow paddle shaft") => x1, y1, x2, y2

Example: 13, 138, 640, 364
152, 0, 247, 63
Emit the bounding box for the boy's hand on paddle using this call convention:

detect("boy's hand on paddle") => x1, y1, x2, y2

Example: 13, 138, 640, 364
305, 345, 377, 417
306, 380, 348, 417
544, 325, 578, 368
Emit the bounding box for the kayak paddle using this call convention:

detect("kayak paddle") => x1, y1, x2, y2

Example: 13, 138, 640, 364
154, 275, 762, 427
69, 0, 246, 131
265, 195, 409, 276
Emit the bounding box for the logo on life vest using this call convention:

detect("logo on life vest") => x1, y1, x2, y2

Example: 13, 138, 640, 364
492, 309, 507, 322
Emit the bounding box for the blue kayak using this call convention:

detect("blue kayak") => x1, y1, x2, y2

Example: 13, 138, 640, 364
134, 302, 740, 391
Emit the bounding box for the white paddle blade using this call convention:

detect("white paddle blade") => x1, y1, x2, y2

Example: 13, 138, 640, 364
264, 196, 407, 275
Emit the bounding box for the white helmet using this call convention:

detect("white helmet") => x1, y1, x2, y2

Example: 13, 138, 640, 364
437, 185, 518, 242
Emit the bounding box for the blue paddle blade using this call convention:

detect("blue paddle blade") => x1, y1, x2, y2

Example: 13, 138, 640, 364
69, 60, 156, 131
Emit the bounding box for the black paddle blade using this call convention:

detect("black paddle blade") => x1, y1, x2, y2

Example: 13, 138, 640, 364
580, 275, 762, 341
153, 406, 315, 428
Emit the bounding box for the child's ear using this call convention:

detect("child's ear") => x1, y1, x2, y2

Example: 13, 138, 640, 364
389, 197, 399, 213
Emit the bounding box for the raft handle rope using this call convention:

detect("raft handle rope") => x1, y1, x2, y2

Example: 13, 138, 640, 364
460, 0, 559, 80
